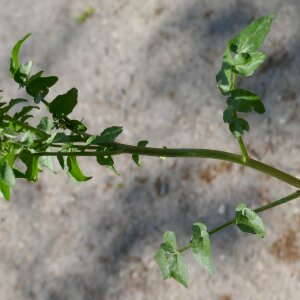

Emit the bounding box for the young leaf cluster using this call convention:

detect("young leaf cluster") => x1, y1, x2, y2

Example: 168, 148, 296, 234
216, 14, 273, 137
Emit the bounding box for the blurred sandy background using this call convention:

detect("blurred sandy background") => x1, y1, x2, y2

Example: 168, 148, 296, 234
1, 1, 300, 299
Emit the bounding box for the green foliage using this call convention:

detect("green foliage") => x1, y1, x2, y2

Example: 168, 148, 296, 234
58, 154, 92, 182
191, 223, 214, 274
94, 126, 123, 143
132, 140, 148, 166
155, 231, 189, 287
49, 88, 78, 117
2, 14, 300, 289
216, 14, 273, 138
235, 203, 266, 238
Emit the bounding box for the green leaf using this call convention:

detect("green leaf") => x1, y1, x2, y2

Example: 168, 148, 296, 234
37, 116, 53, 133
229, 117, 249, 137
85, 135, 96, 146
132, 140, 148, 166
155, 249, 171, 280
1, 98, 27, 113
216, 46, 233, 95
163, 231, 177, 251
235, 203, 266, 238
27, 71, 43, 84
227, 89, 265, 114
191, 223, 214, 274
229, 14, 274, 54
49, 88, 78, 117
19, 150, 39, 181
39, 151, 55, 173
66, 119, 87, 133
14, 61, 33, 85
232, 51, 266, 76
0, 180, 10, 201
0, 159, 16, 187
94, 126, 123, 143
223, 106, 237, 124
155, 231, 189, 287
14, 105, 39, 120
170, 253, 189, 288
9, 33, 32, 76
57, 154, 91, 182
96, 155, 119, 175
26, 76, 58, 103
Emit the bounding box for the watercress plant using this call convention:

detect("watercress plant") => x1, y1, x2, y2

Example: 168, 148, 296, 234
0, 14, 299, 287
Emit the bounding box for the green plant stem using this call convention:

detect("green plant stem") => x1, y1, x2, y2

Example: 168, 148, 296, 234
237, 136, 249, 162
32, 144, 300, 188
178, 190, 300, 252
231, 73, 237, 90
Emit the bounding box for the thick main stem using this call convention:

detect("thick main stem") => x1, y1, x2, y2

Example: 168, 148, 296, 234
33, 144, 300, 188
